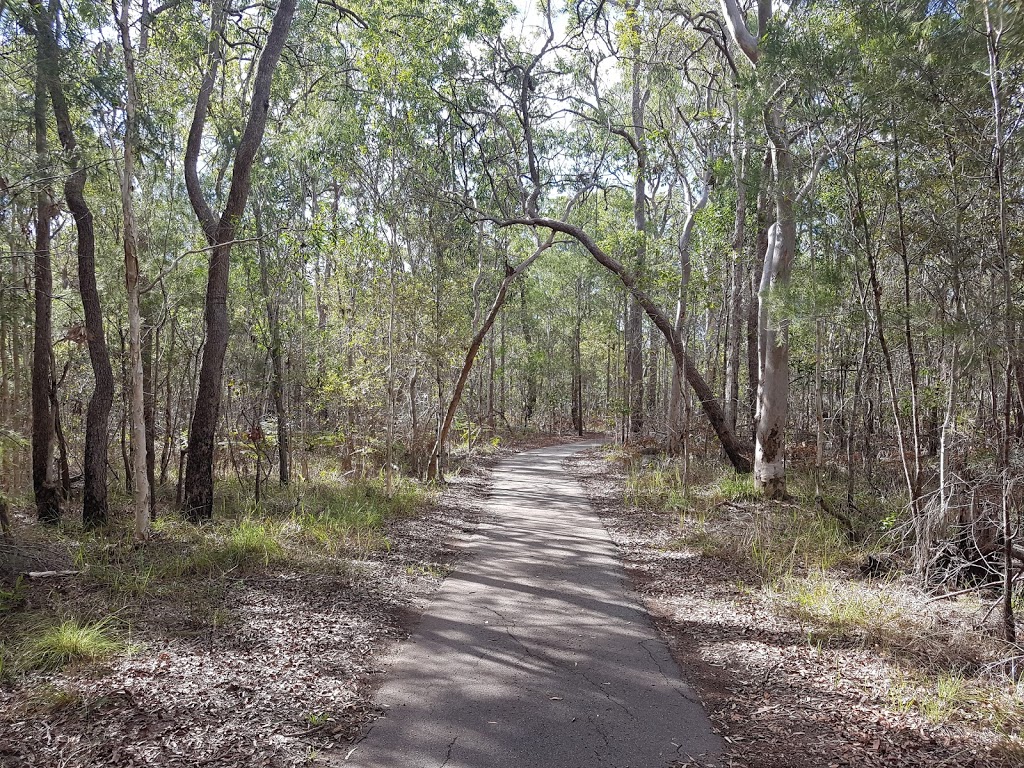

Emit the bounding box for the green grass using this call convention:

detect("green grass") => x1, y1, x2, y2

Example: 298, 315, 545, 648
57, 474, 431, 586
0, 577, 26, 613
289, 476, 424, 554
624, 458, 700, 512
20, 619, 122, 671
778, 573, 906, 639
305, 711, 331, 726
626, 460, 875, 585
226, 517, 286, 565
14, 684, 83, 716
887, 670, 978, 724
674, 504, 856, 583
713, 472, 760, 503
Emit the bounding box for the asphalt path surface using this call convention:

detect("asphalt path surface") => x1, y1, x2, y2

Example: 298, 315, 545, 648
345, 441, 721, 768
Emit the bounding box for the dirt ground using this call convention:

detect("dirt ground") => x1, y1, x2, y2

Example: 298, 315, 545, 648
4, 437, 1020, 768
0, 478, 487, 766
565, 449, 1024, 768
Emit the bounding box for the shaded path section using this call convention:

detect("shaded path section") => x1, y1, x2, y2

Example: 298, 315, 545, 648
345, 442, 720, 767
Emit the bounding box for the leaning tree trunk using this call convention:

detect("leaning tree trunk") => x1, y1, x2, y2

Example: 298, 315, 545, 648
31, 19, 59, 523
35, 0, 114, 527
182, 0, 297, 520
507, 216, 752, 473
427, 238, 551, 480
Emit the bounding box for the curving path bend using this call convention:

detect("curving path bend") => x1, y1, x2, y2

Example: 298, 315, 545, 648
344, 441, 721, 768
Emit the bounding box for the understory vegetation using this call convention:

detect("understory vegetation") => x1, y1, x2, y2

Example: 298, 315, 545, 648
0, 449, 466, 766
606, 445, 1024, 766
2, 466, 430, 666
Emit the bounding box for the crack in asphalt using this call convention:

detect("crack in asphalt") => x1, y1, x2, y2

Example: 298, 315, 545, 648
578, 670, 633, 716
638, 638, 668, 677
438, 736, 458, 768
587, 713, 611, 749
638, 637, 700, 706
485, 605, 559, 670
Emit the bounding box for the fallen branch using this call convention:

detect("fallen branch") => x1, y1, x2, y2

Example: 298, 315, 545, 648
24, 569, 81, 579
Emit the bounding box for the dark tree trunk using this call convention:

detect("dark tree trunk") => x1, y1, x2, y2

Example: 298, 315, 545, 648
182, 0, 297, 520
519, 283, 537, 426
625, 297, 644, 438
572, 320, 583, 436
143, 301, 157, 516
35, 0, 114, 527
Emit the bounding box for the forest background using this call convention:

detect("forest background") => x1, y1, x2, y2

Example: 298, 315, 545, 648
1, 0, 1023, 764
1, 0, 1020, 584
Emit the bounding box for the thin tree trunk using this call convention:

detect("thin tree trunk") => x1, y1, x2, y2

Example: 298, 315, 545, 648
725, 106, 746, 432
571, 316, 583, 436
625, 14, 647, 440
31, 14, 59, 523
114, 0, 151, 538
986, 3, 1015, 642
143, 300, 158, 515
428, 238, 551, 479
254, 205, 289, 485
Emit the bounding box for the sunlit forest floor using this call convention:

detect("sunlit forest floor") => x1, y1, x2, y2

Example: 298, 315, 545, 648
568, 447, 1024, 768
0, 436, 576, 767
3, 436, 1023, 767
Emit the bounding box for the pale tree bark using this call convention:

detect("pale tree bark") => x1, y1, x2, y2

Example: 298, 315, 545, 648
755, 106, 798, 499
183, 0, 297, 520
114, 0, 151, 539
30, 9, 59, 523
747, 150, 771, 432
719, 0, 825, 498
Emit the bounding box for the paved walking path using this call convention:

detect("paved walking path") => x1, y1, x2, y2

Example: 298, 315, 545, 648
346, 442, 721, 768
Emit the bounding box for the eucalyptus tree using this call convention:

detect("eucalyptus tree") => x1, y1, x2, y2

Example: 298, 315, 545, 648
31, 0, 115, 527
716, 0, 830, 497
111, 0, 150, 537
26, 4, 59, 522
464, 1, 752, 469
181, 0, 298, 520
